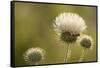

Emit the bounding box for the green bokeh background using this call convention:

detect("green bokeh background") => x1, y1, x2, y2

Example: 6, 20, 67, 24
14, 2, 97, 66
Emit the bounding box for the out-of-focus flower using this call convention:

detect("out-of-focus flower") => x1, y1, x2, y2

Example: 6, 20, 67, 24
23, 47, 46, 64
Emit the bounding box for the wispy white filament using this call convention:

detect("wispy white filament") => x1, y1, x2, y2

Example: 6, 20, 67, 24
54, 12, 87, 34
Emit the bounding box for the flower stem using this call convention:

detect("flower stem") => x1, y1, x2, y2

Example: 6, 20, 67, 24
78, 48, 85, 62
65, 44, 71, 63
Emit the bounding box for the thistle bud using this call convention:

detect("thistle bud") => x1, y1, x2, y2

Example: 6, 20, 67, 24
79, 35, 93, 49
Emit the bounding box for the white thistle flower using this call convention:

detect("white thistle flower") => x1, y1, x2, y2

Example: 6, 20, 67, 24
79, 35, 93, 49
23, 47, 46, 64
54, 12, 87, 43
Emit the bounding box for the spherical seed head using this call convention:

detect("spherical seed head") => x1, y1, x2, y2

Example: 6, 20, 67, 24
54, 12, 86, 43
23, 47, 46, 64
79, 35, 93, 49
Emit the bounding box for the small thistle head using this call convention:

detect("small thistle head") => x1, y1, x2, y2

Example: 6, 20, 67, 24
79, 35, 93, 49
23, 47, 46, 64
54, 12, 86, 43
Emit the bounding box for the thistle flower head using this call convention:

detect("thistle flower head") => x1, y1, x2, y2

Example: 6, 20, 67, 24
54, 12, 87, 43
79, 35, 93, 49
23, 47, 46, 64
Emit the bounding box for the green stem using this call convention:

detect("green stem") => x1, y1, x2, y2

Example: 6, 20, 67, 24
65, 44, 71, 63
78, 48, 85, 62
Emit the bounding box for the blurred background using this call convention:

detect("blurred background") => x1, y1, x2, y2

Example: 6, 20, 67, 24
14, 2, 97, 66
